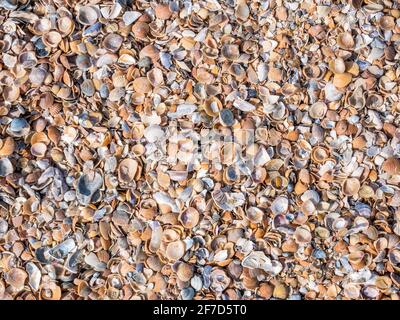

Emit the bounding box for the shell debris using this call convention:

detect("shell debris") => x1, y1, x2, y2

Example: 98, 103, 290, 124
0, 0, 399, 301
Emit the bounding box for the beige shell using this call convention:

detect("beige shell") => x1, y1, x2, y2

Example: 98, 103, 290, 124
379, 15, 395, 30
309, 102, 327, 119
382, 157, 400, 175
293, 226, 312, 244
77, 5, 99, 25
329, 58, 346, 74
57, 16, 74, 36
165, 240, 186, 261
333, 72, 352, 88
178, 207, 200, 229
246, 207, 264, 224
132, 77, 152, 94
103, 33, 123, 52
176, 262, 193, 282
204, 97, 222, 117
31, 18, 51, 35
6, 268, 27, 290
337, 32, 354, 50
147, 68, 164, 87
221, 44, 240, 61
42, 31, 62, 48
31, 143, 47, 158
342, 178, 361, 196
118, 158, 139, 183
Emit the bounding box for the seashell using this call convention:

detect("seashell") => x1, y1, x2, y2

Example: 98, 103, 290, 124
271, 196, 289, 215
0, 137, 15, 157
235, 2, 250, 21
204, 97, 222, 116
324, 82, 343, 101
233, 98, 256, 112
18, 51, 37, 68
103, 33, 123, 52
294, 226, 312, 244
382, 157, 400, 175
379, 16, 395, 30
219, 109, 235, 127
57, 16, 74, 36
147, 68, 164, 87
210, 269, 231, 293
348, 86, 365, 109
118, 159, 139, 183
42, 31, 62, 48
80, 79, 95, 96
337, 32, 354, 50
273, 282, 289, 299
29, 67, 47, 85
84, 252, 106, 271
303, 64, 322, 79
0, 158, 14, 177
178, 207, 200, 229
166, 240, 186, 261
329, 58, 346, 74
31, 18, 51, 35
311, 146, 329, 163
6, 268, 27, 291
221, 44, 240, 61
132, 21, 149, 40
31, 142, 47, 158
309, 102, 327, 119
26, 262, 41, 292
343, 178, 360, 196
77, 5, 99, 25
246, 207, 264, 224
176, 262, 194, 282
123, 11, 141, 25
333, 72, 352, 88
155, 3, 172, 20
3, 86, 20, 102
366, 94, 383, 109
76, 171, 103, 205
132, 77, 152, 94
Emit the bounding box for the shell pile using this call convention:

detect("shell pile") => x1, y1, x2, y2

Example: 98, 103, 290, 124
0, 0, 400, 300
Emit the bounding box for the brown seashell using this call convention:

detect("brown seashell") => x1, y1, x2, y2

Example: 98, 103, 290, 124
294, 226, 312, 244
309, 102, 327, 119
273, 282, 289, 299
204, 97, 222, 117
155, 4, 172, 20
77, 5, 99, 25
166, 240, 185, 261
39, 283, 62, 300
0, 137, 15, 157
30, 143, 47, 158
382, 157, 400, 175
6, 268, 27, 290
176, 263, 193, 282
333, 72, 352, 88
178, 207, 200, 229
31, 132, 50, 145
118, 158, 139, 183
132, 21, 149, 40
379, 15, 395, 30
337, 32, 354, 50
311, 146, 329, 163
342, 178, 360, 196
42, 31, 62, 48
352, 136, 366, 150
329, 58, 346, 74
147, 68, 164, 87
132, 77, 152, 94
103, 33, 123, 52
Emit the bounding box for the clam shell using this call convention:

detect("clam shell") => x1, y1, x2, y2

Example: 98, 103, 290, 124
271, 196, 289, 215
178, 207, 200, 229
0, 158, 14, 177
0, 137, 15, 157
343, 178, 361, 196
382, 157, 400, 175
309, 102, 327, 119
31, 142, 47, 158
103, 33, 123, 52
166, 240, 186, 261
6, 268, 27, 291
246, 207, 264, 224
132, 77, 152, 94
42, 31, 62, 48
77, 5, 99, 25
333, 72, 352, 88
337, 32, 354, 50
118, 159, 139, 183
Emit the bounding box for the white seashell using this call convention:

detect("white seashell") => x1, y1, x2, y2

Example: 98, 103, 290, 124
144, 125, 164, 143
233, 98, 256, 112
123, 11, 142, 25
